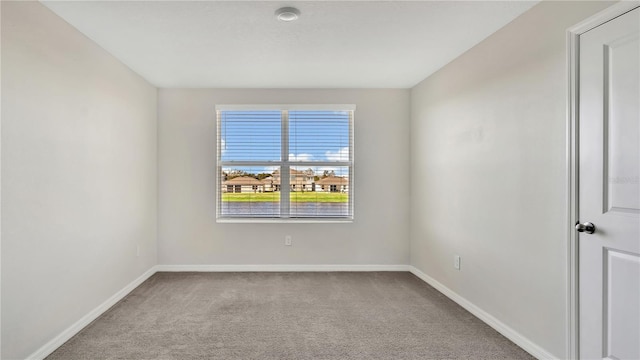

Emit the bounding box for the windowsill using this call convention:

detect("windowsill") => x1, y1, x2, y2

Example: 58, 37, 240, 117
216, 218, 354, 224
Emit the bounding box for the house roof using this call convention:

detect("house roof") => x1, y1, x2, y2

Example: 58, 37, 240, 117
223, 176, 264, 186
315, 176, 349, 186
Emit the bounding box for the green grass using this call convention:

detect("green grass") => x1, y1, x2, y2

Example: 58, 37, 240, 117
222, 192, 348, 203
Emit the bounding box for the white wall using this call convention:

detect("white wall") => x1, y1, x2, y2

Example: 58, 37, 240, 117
159, 89, 410, 266
410, 1, 614, 358
1, 2, 158, 359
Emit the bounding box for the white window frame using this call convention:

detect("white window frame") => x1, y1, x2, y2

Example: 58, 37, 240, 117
216, 104, 355, 223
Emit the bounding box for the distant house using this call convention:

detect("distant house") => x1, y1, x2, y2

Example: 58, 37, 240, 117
315, 176, 349, 193
223, 176, 265, 193
272, 169, 314, 192
261, 176, 275, 192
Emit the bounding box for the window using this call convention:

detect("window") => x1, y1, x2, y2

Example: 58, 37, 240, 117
217, 105, 354, 221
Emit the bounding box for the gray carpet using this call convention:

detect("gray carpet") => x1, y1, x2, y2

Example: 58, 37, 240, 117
46, 272, 534, 360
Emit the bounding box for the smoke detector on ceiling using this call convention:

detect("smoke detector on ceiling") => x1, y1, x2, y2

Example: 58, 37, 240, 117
275, 7, 300, 22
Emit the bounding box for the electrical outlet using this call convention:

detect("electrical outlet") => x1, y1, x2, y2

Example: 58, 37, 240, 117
285, 235, 292, 246
454, 255, 461, 270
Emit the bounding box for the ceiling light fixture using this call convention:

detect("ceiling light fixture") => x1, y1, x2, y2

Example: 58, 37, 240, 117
275, 7, 300, 22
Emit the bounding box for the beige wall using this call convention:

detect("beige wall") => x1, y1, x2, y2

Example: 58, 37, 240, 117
158, 89, 410, 266
410, 1, 614, 358
1, 2, 158, 359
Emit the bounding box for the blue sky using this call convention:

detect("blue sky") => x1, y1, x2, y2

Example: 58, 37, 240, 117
220, 110, 350, 176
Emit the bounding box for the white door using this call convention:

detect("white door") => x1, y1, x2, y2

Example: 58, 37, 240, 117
579, 6, 640, 360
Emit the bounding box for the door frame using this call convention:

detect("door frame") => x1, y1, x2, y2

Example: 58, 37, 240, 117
566, 2, 640, 359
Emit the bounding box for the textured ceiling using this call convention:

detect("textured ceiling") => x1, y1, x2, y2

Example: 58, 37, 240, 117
41, 1, 538, 88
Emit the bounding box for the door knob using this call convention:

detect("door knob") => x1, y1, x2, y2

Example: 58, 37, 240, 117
575, 222, 596, 234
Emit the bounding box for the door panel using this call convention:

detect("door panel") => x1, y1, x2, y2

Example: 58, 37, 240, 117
605, 32, 640, 214
579, 6, 640, 360
604, 250, 640, 360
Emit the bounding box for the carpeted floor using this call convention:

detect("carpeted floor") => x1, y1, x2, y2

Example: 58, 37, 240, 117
46, 272, 534, 360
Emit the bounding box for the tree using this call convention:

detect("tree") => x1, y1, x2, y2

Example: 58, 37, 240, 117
226, 169, 255, 180
322, 170, 335, 178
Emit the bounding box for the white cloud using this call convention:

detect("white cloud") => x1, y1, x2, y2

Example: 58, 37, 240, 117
289, 153, 314, 161
220, 138, 225, 155
325, 147, 349, 161
221, 166, 278, 174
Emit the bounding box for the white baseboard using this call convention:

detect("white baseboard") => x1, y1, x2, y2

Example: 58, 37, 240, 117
156, 264, 411, 272
26, 266, 157, 360
408, 266, 555, 360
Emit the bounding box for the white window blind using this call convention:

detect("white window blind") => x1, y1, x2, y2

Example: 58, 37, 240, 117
217, 105, 354, 221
